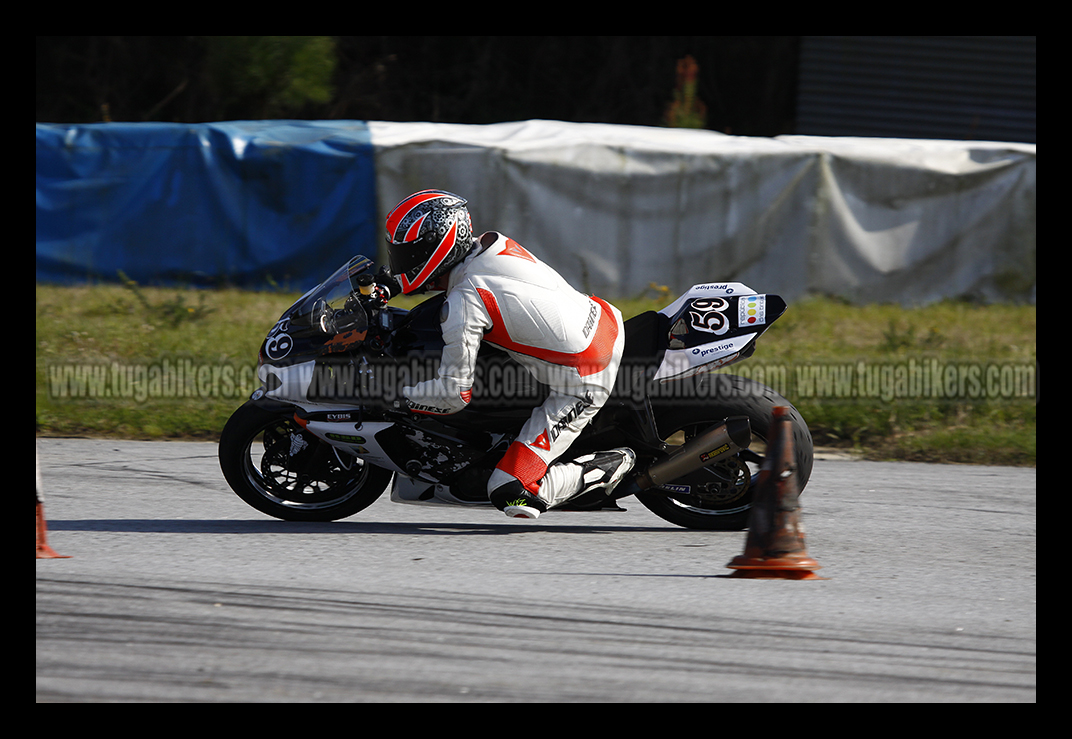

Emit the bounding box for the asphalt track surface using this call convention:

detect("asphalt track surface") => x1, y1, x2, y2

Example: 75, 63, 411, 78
36, 438, 1035, 703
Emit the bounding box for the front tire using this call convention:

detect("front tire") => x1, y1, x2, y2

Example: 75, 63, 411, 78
219, 400, 392, 521
638, 374, 812, 530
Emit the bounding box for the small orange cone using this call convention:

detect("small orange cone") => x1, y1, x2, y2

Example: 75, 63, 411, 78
724, 406, 823, 579
37, 446, 70, 559
36, 501, 70, 559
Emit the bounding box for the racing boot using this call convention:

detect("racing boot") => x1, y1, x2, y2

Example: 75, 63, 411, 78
492, 448, 636, 520
536, 447, 636, 512
570, 447, 637, 498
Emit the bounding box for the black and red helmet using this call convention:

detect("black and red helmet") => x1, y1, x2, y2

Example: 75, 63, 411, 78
385, 189, 474, 294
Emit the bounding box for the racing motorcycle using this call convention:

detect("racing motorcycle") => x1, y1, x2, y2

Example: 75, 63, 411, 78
218, 255, 812, 530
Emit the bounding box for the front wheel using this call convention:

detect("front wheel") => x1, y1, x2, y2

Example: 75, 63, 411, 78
219, 400, 392, 521
637, 374, 813, 530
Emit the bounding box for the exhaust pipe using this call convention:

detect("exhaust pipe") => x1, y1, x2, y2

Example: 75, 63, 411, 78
633, 416, 751, 491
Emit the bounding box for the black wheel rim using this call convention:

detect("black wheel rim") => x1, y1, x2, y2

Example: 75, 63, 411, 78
242, 417, 370, 511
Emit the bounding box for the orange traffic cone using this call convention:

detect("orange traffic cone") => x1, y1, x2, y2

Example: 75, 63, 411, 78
37, 446, 70, 559
36, 501, 70, 559
724, 406, 823, 579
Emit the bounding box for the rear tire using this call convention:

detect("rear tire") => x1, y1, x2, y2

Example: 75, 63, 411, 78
638, 374, 812, 530
219, 400, 392, 521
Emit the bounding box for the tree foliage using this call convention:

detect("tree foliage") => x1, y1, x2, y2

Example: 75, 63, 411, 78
202, 36, 336, 119
36, 36, 801, 136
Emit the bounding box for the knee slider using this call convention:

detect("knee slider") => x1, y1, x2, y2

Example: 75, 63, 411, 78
488, 480, 547, 513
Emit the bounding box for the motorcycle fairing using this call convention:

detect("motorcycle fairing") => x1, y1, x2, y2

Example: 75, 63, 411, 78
652, 283, 786, 382
288, 408, 496, 506
258, 255, 375, 368
297, 418, 402, 472
390, 474, 493, 507
295, 407, 500, 476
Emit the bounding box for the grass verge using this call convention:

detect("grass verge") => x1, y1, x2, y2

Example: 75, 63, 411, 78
36, 282, 1035, 466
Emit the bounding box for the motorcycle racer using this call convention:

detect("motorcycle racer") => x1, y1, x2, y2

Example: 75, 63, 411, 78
385, 189, 635, 519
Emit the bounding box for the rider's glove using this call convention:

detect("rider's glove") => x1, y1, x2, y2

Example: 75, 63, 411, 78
375, 266, 402, 298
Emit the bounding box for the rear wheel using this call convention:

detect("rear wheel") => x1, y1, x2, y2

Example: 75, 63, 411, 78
219, 400, 392, 521
638, 374, 812, 530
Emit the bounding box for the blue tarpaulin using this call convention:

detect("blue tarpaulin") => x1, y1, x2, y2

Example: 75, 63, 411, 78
36, 120, 379, 290
37, 118, 1035, 304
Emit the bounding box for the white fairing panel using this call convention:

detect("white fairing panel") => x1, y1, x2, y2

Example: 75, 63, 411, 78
653, 283, 768, 382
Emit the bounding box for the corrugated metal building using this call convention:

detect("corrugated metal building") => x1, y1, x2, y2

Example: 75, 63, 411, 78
796, 36, 1036, 143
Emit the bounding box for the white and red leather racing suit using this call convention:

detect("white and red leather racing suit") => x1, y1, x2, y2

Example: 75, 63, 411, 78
402, 231, 626, 508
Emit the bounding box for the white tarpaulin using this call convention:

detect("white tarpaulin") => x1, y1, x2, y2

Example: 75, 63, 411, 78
368, 120, 1035, 305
